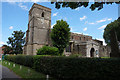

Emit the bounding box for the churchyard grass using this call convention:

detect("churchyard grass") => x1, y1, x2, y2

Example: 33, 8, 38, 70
1, 60, 47, 79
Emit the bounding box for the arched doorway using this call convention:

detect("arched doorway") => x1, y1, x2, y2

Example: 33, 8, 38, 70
90, 48, 95, 57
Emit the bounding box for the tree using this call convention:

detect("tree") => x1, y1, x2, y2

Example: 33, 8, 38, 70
7, 30, 25, 55
103, 19, 120, 45
103, 18, 120, 57
51, 1, 120, 11
2, 45, 13, 55
51, 20, 70, 55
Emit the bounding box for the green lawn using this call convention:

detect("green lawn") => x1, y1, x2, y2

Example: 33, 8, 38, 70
1, 60, 48, 79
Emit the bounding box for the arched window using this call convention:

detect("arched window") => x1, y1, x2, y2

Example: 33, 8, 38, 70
41, 12, 44, 17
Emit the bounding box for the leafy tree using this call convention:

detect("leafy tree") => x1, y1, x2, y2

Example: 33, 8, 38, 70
103, 18, 120, 57
7, 30, 25, 55
51, 20, 70, 55
2, 45, 13, 55
103, 18, 120, 45
51, 1, 120, 11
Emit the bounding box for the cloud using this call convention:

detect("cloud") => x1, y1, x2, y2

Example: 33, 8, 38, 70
6, 2, 29, 11
98, 24, 107, 29
83, 27, 87, 31
107, 18, 112, 21
0, 42, 5, 45
64, 17, 67, 21
18, 3, 29, 11
5, 0, 16, 2
75, 7, 80, 11
85, 21, 95, 25
8, 1, 16, 4
96, 18, 107, 23
3, 0, 44, 2
97, 39, 106, 45
75, 6, 83, 11
30, 0, 40, 3
0, 41, 6, 47
51, 23, 56, 29
85, 21, 88, 24
30, 0, 50, 2
70, 27, 73, 32
96, 18, 112, 23
89, 22, 95, 24
57, 17, 67, 21
69, 26, 76, 32
9, 26, 13, 30
85, 18, 112, 25
102, 30, 104, 32
53, 12, 58, 17
80, 16, 87, 21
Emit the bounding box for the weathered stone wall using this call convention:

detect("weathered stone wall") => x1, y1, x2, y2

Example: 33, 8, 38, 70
70, 33, 92, 42
70, 44, 86, 56
23, 3, 51, 55
86, 41, 100, 57
26, 44, 33, 55
32, 44, 44, 55
99, 45, 110, 57
64, 34, 111, 57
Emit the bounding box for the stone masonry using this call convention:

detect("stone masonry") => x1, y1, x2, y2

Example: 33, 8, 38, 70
23, 3, 51, 55
23, 3, 110, 57
65, 33, 110, 57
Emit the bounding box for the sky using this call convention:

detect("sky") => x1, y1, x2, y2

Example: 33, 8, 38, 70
0, 1, 119, 47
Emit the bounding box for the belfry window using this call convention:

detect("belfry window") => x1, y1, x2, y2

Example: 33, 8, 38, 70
42, 12, 44, 17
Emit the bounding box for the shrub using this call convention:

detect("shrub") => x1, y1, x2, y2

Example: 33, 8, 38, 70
4, 55, 33, 67
4, 55, 120, 79
36, 46, 59, 56
33, 57, 120, 79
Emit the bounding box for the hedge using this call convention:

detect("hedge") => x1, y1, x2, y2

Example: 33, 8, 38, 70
33, 57, 120, 79
4, 55, 34, 67
4, 55, 120, 79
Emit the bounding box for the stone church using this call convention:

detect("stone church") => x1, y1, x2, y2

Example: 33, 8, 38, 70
23, 3, 110, 57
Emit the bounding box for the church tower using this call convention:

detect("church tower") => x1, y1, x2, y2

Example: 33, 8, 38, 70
23, 3, 51, 55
